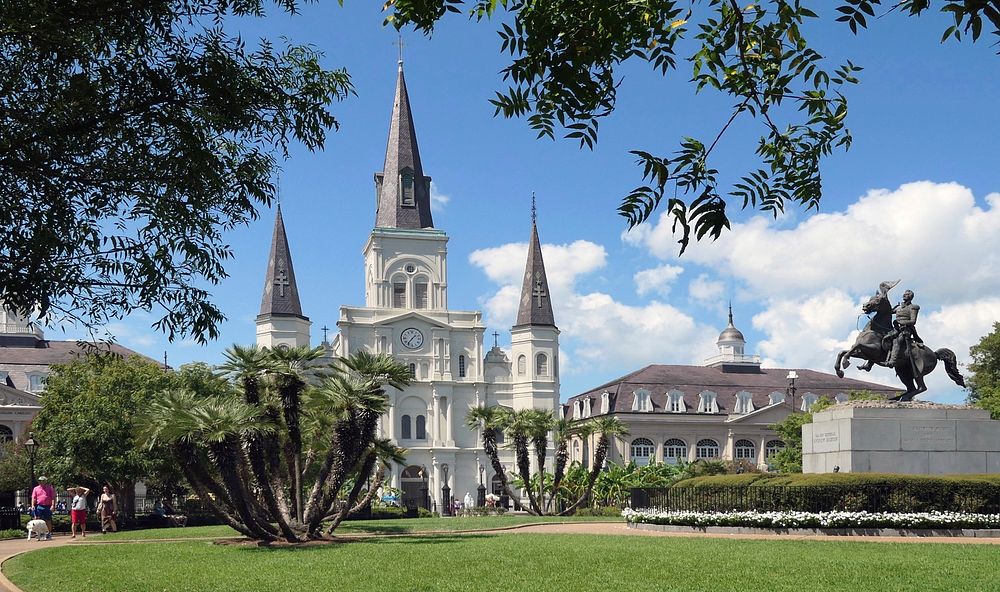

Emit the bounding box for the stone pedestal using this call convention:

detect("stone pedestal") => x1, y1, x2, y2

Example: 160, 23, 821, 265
803, 402, 1000, 474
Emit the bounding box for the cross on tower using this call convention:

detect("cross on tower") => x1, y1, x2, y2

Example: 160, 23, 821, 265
532, 277, 547, 308
321, 325, 330, 343
393, 35, 405, 64
531, 192, 537, 225
274, 268, 290, 297
492, 331, 499, 348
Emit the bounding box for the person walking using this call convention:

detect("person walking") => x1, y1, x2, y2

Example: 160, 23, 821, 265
30, 476, 56, 540
97, 484, 118, 533
69, 486, 91, 538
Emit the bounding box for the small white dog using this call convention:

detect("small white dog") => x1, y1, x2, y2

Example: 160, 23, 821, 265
26, 519, 49, 541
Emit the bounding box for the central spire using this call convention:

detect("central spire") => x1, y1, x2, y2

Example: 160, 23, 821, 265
258, 205, 306, 320
374, 62, 434, 229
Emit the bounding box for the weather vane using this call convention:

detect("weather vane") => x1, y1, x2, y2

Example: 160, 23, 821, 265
393, 34, 405, 66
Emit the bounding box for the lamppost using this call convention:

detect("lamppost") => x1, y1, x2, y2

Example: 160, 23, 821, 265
441, 464, 451, 517
786, 371, 798, 413
25, 432, 38, 506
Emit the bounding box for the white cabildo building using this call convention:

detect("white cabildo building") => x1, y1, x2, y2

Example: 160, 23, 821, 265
255, 61, 560, 510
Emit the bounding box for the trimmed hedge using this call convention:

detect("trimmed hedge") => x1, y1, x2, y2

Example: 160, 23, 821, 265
634, 474, 1000, 513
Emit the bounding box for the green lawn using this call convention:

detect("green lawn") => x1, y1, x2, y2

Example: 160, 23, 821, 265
6, 533, 998, 592
98, 515, 618, 540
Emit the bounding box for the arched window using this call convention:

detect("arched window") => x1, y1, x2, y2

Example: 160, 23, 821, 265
536, 353, 548, 376
734, 439, 756, 460
696, 439, 720, 459
401, 415, 412, 439
393, 282, 407, 308
517, 355, 526, 375
765, 440, 785, 458
415, 415, 427, 440
582, 438, 590, 469
458, 355, 466, 378
400, 169, 415, 206
409, 363, 417, 379
630, 438, 655, 466
664, 438, 687, 465
0, 425, 12, 444
414, 281, 429, 309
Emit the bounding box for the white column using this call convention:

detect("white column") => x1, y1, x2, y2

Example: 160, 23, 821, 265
387, 394, 396, 441
759, 434, 769, 470
446, 396, 454, 444
432, 395, 440, 446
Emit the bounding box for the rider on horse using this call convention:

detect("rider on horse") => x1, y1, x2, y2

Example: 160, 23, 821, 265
884, 289, 923, 369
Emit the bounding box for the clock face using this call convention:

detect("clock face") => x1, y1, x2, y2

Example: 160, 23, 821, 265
400, 327, 424, 350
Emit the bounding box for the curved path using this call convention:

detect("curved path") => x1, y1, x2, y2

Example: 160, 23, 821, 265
3, 521, 999, 592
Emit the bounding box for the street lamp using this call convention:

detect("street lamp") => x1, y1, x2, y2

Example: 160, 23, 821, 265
441, 464, 452, 517
24, 432, 38, 504
786, 371, 798, 412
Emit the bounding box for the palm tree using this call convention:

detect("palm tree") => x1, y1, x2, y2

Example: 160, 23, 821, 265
504, 409, 542, 514
546, 417, 576, 513
466, 406, 517, 504
560, 416, 629, 516
324, 438, 407, 533
139, 390, 287, 541
303, 351, 409, 533
214, 345, 296, 539
525, 409, 554, 512
267, 345, 326, 523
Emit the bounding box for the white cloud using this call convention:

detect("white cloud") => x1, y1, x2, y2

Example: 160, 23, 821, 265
470, 240, 718, 379
430, 182, 450, 212
634, 264, 684, 297
688, 273, 725, 305
103, 322, 158, 348
625, 181, 1000, 403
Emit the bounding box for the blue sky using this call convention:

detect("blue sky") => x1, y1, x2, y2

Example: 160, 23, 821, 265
62, 3, 999, 403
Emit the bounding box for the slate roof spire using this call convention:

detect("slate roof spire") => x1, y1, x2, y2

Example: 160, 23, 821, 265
515, 196, 556, 328
374, 61, 434, 229
258, 205, 306, 319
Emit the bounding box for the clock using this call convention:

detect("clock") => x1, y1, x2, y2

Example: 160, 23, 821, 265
400, 327, 424, 350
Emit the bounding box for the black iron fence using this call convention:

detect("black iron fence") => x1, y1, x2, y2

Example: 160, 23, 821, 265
630, 484, 1000, 514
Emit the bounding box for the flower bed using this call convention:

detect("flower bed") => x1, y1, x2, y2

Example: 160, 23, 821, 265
622, 508, 1000, 529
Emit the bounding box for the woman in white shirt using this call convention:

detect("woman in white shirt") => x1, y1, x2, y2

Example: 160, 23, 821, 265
69, 486, 91, 538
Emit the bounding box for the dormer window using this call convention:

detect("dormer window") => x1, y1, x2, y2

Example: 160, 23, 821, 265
582, 397, 592, 418
667, 390, 686, 413
697, 391, 719, 414
400, 169, 415, 206
734, 391, 755, 415
600, 391, 610, 414
801, 393, 819, 412
573, 400, 581, 420
631, 389, 652, 412
769, 391, 786, 405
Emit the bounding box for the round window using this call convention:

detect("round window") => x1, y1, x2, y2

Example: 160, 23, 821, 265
405, 264, 416, 274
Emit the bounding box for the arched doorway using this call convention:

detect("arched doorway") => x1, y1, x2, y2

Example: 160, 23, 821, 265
400, 465, 428, 510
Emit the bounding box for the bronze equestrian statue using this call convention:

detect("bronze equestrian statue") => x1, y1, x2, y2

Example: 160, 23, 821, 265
834, 280, 964, 401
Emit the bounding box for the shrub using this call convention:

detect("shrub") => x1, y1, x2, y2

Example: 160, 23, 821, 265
658, 474, 1000, 513
0, 528, 23, 540
574, 506, 624, 517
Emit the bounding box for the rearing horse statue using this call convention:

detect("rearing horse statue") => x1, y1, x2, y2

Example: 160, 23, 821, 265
834, 280, 965, 401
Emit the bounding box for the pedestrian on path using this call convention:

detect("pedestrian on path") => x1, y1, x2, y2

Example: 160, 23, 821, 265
69, 486, 91, 538
97, 484, 118, 533
30, 477, 55, 540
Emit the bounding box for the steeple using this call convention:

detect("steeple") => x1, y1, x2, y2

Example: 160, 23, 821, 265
258, 205, 306, 320
515, 200, 556, 328
374, 62, 434, 229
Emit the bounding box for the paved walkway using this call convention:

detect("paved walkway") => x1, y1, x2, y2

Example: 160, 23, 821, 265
3, 522, 999, 591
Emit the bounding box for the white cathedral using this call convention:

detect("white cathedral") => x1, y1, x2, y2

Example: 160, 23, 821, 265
254, 61, 559, 510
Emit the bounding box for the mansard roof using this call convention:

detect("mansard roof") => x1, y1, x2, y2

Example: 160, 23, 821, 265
0, 340, 156, 366
259, 206, 306, 320
514, 222, 556, 328
374, 63, 434, 230
567, 364, 900, 416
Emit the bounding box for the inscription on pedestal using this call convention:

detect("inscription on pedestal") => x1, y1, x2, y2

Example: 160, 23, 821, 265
901, 423, 955, 450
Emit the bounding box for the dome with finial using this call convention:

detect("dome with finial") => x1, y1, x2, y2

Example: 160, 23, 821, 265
717, 303, 745, 345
